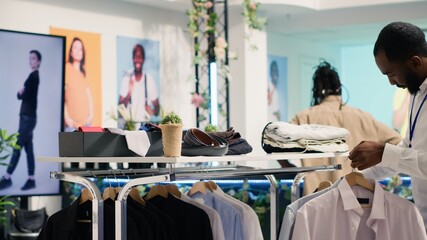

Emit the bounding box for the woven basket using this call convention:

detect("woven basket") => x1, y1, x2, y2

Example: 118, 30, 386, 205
160, 123, 183, 157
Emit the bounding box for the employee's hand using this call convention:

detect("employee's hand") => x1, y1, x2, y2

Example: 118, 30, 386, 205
348, 141, 385, 170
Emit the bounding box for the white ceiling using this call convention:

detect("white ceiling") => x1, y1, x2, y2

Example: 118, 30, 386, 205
120, 0, 427, 46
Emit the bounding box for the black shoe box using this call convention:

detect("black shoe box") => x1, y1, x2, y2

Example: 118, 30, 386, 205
58, 131, 163, 157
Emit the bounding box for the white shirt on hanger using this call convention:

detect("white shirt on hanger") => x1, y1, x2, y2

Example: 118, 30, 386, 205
278, 178, 342, 240
212, 187, 264, 240
292, 178, 426, 240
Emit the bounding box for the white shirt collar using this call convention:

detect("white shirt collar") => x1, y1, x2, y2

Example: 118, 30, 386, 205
338, 178, 385, 221
418, 77, 427, 95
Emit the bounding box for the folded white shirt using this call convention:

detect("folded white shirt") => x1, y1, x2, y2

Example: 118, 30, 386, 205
265, 122, 349, 143
264, 138, 349, 153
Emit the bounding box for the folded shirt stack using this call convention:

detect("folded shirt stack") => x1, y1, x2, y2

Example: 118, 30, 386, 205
262, 122, 349, 153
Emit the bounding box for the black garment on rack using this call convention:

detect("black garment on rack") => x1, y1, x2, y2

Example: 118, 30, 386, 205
37, 196, 117, 240
145, 201, 178, 240
127, 197, 168, 240
147, 193, 213, 240
104, 198, 153, 240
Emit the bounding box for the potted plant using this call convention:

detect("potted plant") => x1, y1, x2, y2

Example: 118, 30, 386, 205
0, 129, 19, 235
160, 113, 183, 157
204, 124, 219, 133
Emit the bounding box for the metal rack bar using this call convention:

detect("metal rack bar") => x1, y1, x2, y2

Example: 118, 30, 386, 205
173, 165, 341, 180
265, 174, 278, 240
59, 165, 247, 178
50, 171, 104, 240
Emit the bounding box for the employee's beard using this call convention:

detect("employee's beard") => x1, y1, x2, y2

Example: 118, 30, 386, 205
405, 71, 422, 95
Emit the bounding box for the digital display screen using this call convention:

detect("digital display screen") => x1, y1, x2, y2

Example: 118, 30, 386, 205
0, 29, 64, 196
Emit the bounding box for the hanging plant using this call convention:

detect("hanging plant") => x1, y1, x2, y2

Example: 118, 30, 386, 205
187, 0, 266, 127
186, 0, 216, 66
186, 0, 266, 77
242, 0, 267, 31
242, 0, 267, 50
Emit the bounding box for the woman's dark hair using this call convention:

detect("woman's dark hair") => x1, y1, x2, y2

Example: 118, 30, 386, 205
311, 60, 341, 106
374, 22, 427, 62
68, 37, 86, 76
30, 50, 42, 61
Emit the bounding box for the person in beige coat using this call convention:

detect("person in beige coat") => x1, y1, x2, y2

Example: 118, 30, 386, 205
281, 60, 401, 195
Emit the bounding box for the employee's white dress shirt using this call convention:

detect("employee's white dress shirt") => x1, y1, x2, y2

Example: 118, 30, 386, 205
291, 178, 426, 240
363, 78, 427, 228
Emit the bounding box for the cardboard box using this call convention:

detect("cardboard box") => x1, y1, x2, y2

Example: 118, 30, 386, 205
59, 131, 163, 157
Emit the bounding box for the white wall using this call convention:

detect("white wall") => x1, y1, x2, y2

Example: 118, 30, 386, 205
341, 44, 396, 127
229, 8, 274, 168
267, 32, 341, 119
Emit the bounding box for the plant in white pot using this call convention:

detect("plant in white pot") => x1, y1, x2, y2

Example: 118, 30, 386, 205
160, 113, 183, 157
0, 129, 19, 229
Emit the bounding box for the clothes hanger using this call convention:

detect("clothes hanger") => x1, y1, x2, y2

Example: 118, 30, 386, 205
79, 188, 93, 204
79, 171, 96, 204
102, 176, 116, 201
187, 181, 207, 196
315, 180, 332, 192
207, 180, 218, 191
165, 184, 181, 198
129, 188, 146, 205
126, 170, 146, 206
345, 171, 375, 192
345, 170, 375, 208
144, 184, 168, 200
204, 181, 213, 191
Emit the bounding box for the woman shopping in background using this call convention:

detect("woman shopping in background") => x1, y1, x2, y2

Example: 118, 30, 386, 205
64, 37, 93, 131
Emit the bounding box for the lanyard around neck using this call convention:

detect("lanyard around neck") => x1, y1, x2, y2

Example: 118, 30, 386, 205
409, 91, 427, 148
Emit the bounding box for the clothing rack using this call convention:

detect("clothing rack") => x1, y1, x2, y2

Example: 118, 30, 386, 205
40, 152, 347, 240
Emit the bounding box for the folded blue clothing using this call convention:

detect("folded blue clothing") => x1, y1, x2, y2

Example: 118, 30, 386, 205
227, 138, 252, 155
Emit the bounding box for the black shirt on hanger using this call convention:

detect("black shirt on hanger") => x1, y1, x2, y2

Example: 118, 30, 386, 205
145, 201, 178, 240
37, 196, 116, 240
147, 193, 213, 240
104, 198, 154, 240
127, 197, 168, 240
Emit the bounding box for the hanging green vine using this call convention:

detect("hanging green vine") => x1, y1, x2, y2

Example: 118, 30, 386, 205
242, 0, 267, 50
187, 0, 267, 127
